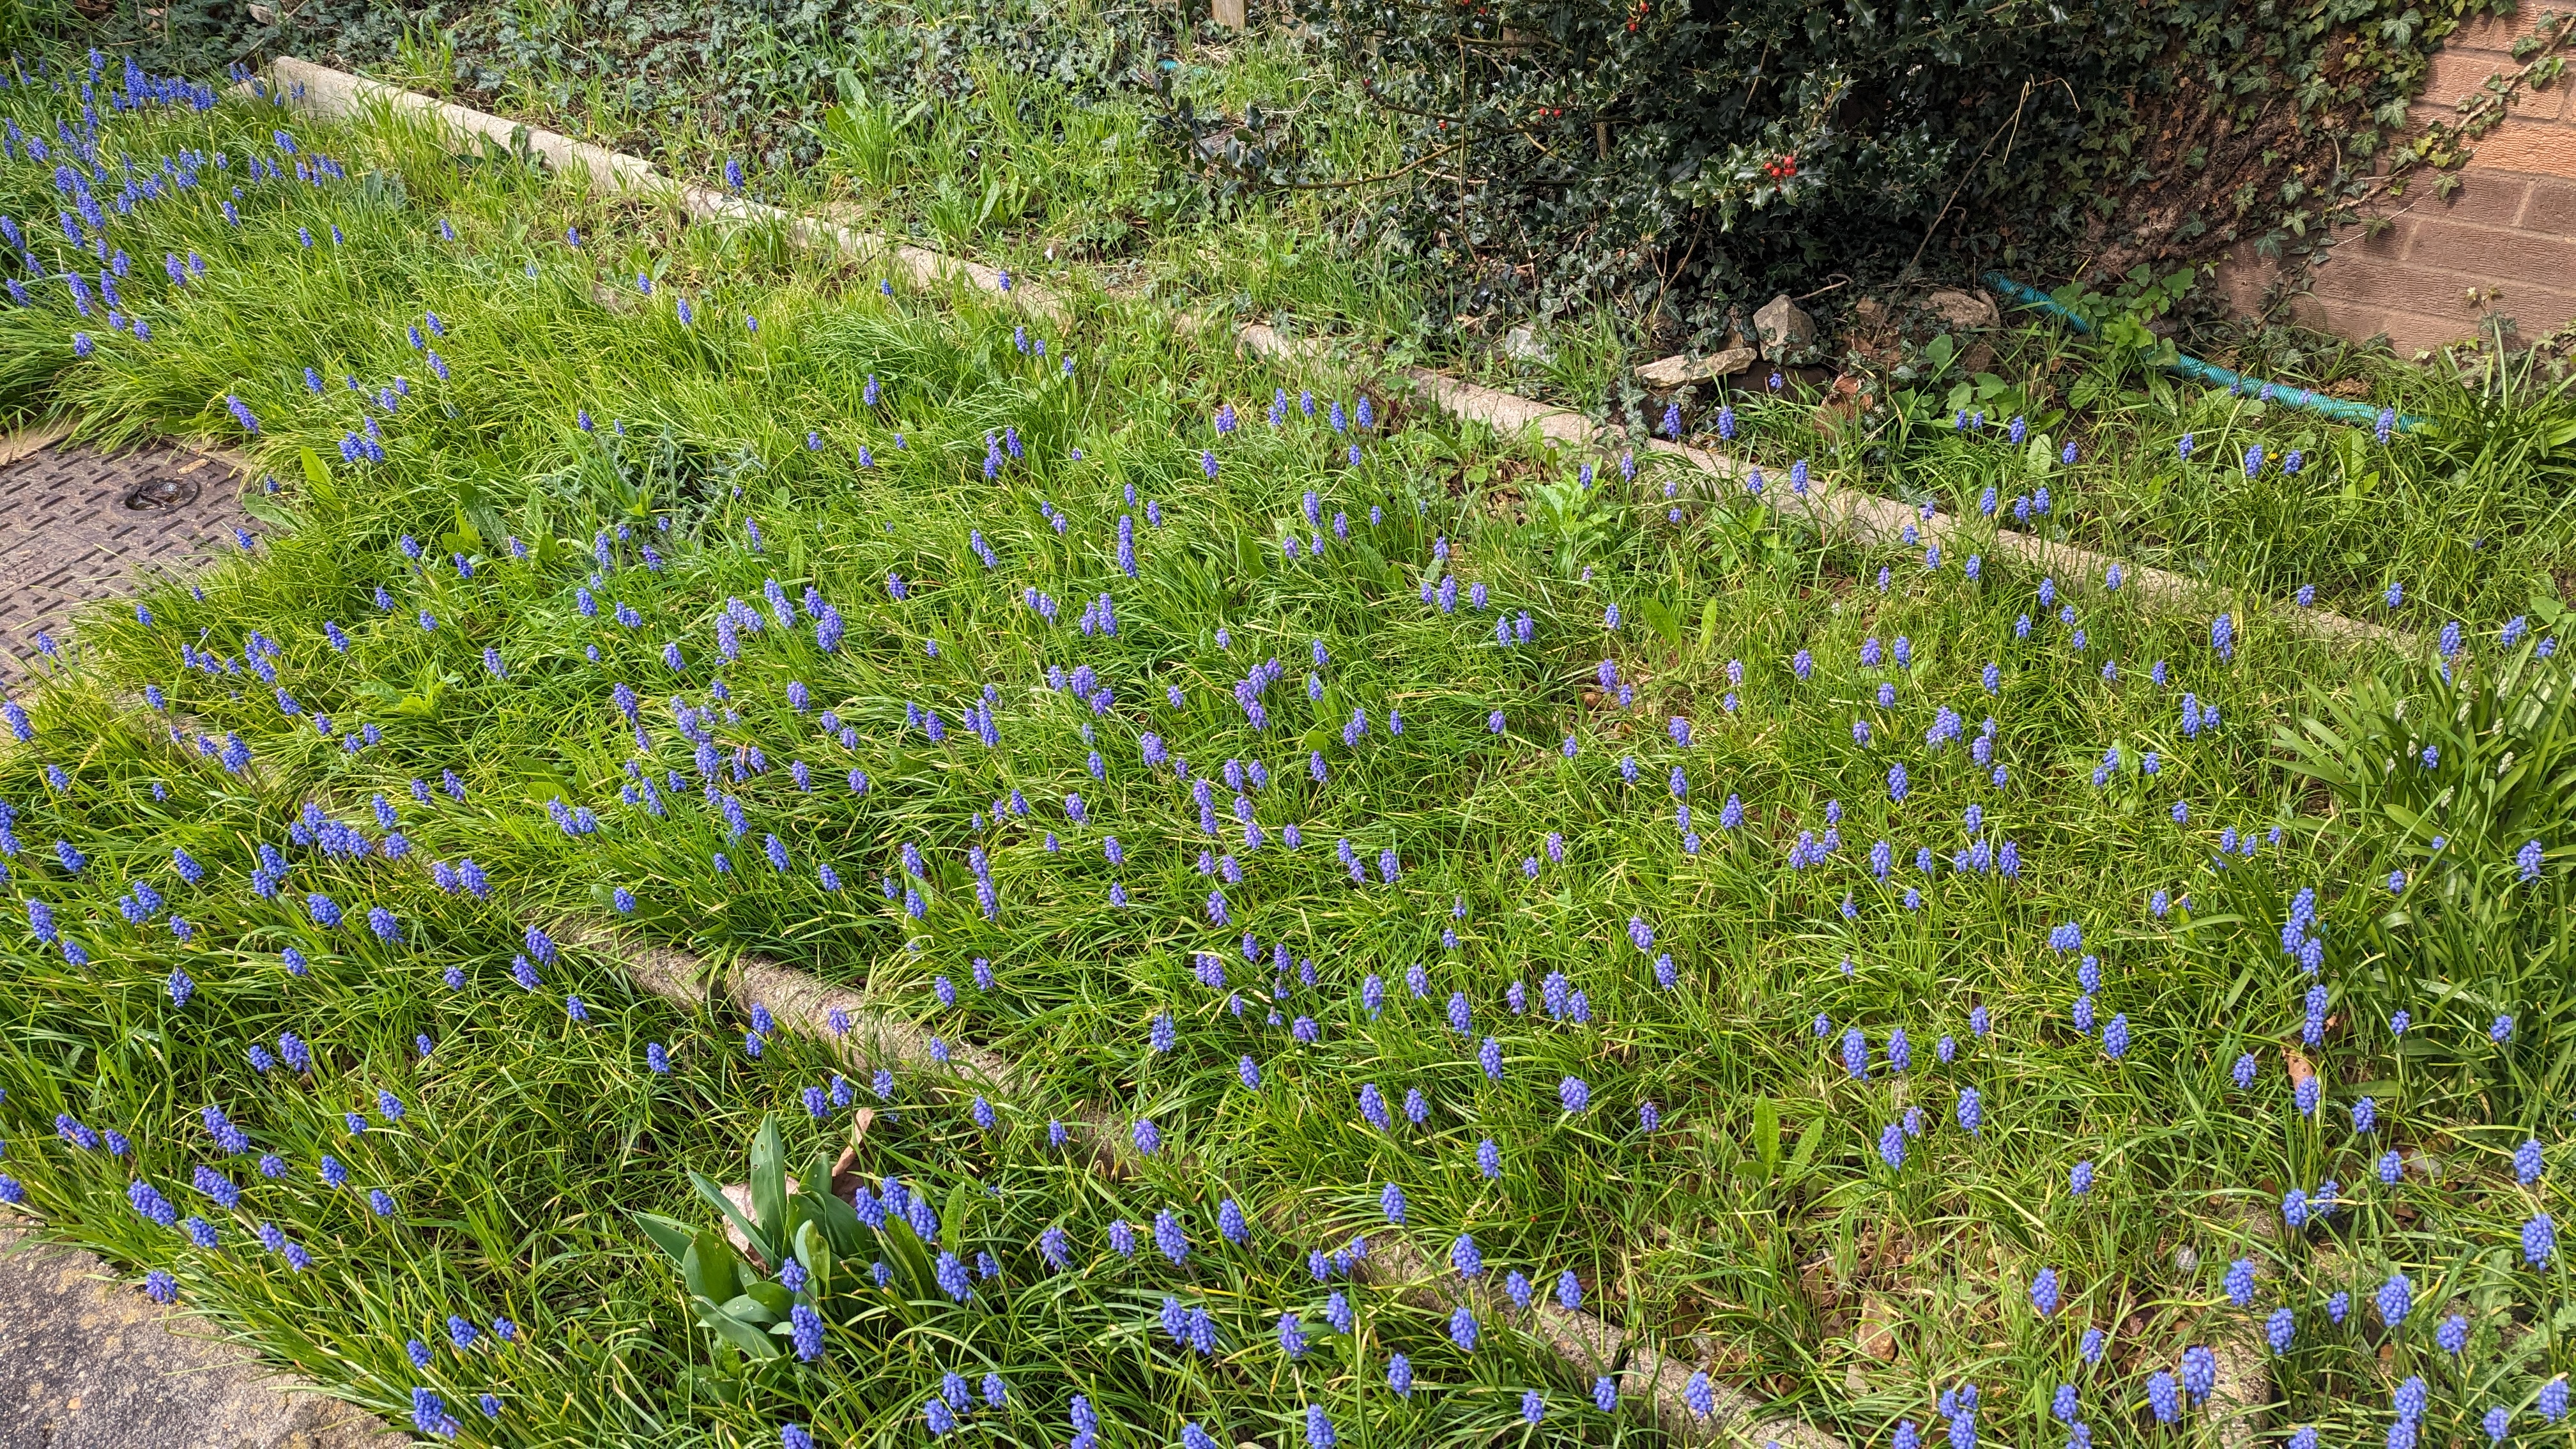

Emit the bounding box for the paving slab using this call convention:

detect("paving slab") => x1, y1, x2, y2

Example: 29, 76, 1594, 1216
0, 1226, 397, 1449
0, 433, 257, 676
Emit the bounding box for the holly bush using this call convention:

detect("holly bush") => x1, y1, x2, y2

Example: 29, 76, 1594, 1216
1281, 0, 2513, 339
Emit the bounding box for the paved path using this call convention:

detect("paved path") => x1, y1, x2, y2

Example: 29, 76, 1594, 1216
0, 1227, 395, 1449
1, 429, 257, 676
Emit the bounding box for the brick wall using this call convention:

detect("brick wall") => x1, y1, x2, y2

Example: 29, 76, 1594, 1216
2223, 4, 2576, 355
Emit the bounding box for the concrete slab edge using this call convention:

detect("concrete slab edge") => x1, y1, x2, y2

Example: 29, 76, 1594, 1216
0, 418, 75, 469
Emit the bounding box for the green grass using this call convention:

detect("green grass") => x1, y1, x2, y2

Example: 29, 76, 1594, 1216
1698, 332, 2576, 629
334, 0, 1429, 352
3, 54, 2575, 1449
253, 4, 2576, 635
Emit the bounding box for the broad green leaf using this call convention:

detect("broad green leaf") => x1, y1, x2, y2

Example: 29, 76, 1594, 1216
691, 1295, 781, 1359
298, 445, 338, 506
689, 1169, 774, 1268
1784, 1116, 1826, 1183
682, 1230, 741, 1305
794, 1218, 834, 1300
801, 1183, 864, 1259
739, 1281, 793, 1320
750, 1115, 790, 1249
631, 1209, 696, 1265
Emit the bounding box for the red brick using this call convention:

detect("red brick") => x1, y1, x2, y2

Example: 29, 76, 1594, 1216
2521, 173, 2576, 232
2467, 119, 2576, 179
2513, 296, 2576, 334
2419, 171, 2533, 227
2310, 252, 2507, 318
2338, 258, 2576, 345
2330, 300, 2527, 356
2422, 47, 2518, 110
2511, 77, 2570, 123
2407, 83, 2569, 137
2343, 213, 2419, 261
2382, 249, 2576, 310
2488, 284, 2576, 326
2266, 0, 2576, 354
2277, 292, 2345, 336
2370, 300, 2576, 351
2482, 276, 2576, 318
2211, 240, 2288, 319
2452, 0, 2534, 45
2450, 1, 2542, 52
2297, 298, 2453, 352
2407, 212, 2576, 273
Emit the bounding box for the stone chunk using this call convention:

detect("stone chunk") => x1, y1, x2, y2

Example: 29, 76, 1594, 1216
1924, 288, 2002, 329
1501, 325, 1555, 365
1753, 293, 1817, 353
1636, 347, 1755, 388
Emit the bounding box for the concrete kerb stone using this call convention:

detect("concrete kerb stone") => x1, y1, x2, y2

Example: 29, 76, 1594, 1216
271, 59, 1070, 326
1406, 368, 1597, 447
1374, 378, 2408, 652
2205, 1326, 2269, 1449
677, 187, 1071, 326
0, 418, 76, 469
557, 921, 1023, 1094
1309, 1189, 1834, 1445
1245, 324, 2405, 651
1350, 372, 2409, 653
272, 57, 661, 202
554, 923, 1166, 1177
1636, 436, 2410, 650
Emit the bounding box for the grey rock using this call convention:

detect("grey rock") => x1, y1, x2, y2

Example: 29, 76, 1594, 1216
1752, 293, 1817, 354
1501, 325, 1555, 365
2206, 1326, 2269, 1449
1636, 347, 1755, 388
0, 1226, 396, 1449
1924, 288, 2002, 330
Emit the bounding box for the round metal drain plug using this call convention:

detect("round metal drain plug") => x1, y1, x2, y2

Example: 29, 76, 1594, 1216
122, 474, 201, 511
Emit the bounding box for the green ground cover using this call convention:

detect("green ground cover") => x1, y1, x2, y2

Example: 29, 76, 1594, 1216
1, 50, 2574, 1449
224, 4, 2576, 629
61, 0, 2576, 635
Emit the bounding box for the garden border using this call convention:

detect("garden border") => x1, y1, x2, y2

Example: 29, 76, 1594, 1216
266, 57, 2411, 659
223, 56, 2307, 1445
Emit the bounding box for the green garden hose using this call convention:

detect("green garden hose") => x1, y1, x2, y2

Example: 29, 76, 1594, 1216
1982, 272, 2425, 434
